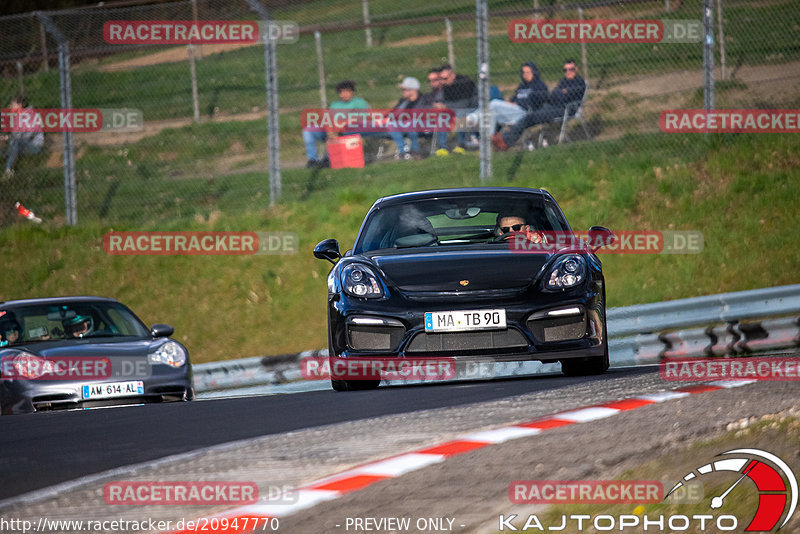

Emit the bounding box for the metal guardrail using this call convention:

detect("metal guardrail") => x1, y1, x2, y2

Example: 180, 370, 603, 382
193, 284, 800, 392
608, 284, 800, 364
607, 284, 800, 337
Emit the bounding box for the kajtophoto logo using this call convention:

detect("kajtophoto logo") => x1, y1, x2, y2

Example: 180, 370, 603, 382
499, 449, 797, 531
666, 449, 798, 532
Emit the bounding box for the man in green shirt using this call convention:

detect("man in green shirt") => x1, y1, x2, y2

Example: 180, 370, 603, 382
303, 80, 369, 168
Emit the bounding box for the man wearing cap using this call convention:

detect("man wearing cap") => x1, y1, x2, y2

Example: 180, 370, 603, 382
385, 77, 424, 159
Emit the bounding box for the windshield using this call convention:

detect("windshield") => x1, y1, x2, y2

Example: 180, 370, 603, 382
354, 194, 570, 254
0, 302, 150, 345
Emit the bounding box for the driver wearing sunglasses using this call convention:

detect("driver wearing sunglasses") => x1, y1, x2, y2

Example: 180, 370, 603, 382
494, 214, 543, 243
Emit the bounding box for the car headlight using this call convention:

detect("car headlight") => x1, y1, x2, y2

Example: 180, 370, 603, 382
341, 263, 385, 298
546, 254, 586, 289
0, 350, 44, 379
149, 341, 187, 367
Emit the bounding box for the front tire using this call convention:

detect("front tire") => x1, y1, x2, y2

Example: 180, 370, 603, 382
328, 345, 381, 391
561, 308, 609, 376
330, 377, 381, 391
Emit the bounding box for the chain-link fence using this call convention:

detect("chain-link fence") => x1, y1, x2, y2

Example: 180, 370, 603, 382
1, 0, 798, 227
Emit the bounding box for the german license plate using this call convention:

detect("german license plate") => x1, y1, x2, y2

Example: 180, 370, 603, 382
424, 309, 506, 332
82, 380, 144, 400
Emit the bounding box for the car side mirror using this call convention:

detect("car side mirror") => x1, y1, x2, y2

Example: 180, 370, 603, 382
314, 238, 341, 264
151, 324, 174, 338
588, 226, 616, 251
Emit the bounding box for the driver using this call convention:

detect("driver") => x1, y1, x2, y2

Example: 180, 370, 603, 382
0, 321, 21, 347
63, 314, 94, 338
494, 213, 543, 243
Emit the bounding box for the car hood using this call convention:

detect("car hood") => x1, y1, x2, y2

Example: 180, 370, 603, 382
367, 249, 552, 292
6, 338, 158, 358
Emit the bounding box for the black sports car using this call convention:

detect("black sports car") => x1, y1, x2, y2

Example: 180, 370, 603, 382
314, 187, 614, 391
0, 296, 193, 414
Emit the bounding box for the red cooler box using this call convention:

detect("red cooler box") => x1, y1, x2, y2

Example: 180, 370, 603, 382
326, 134, 364, 169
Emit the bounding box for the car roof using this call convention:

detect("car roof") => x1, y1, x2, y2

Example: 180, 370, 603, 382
0, 296, 121, 308
372, 187, 552, 208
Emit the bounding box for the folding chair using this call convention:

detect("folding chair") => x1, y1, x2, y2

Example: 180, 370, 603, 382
539, 82, 591, 146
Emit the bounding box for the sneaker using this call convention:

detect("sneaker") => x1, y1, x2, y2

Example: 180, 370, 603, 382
434, 148, 449, 157
306, 159, 320, 168
15, 202, 42, 224
491, 133, 508, 152
452, 146, 466, 155
3, 168, 14, 180
394, 150, 412, 161
541, 138, 549, 148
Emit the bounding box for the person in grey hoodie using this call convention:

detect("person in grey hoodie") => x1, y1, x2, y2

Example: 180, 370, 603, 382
468, 61, 548, 131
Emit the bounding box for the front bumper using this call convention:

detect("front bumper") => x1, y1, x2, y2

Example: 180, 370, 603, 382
0, 366, 194, 415
329, 280, 605, 363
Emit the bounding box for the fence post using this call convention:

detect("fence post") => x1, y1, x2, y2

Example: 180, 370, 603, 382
362, 0, 373, 48
246, 0, 281, 204
36, 11, 77, 226
314, 31, 327, 108
188, 44, 200, 123
445, 18, 455, 70
16, 62, 25, 95
533, 0, 540, 20
578, 7, 589, 86
716, 0, 726, 80
476, 0, 491, 181
39, 21, 49, 72
702, 0, 715, 110
191, 0, 203, 59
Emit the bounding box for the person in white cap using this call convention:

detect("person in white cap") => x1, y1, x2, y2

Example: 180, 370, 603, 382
385, 76, 424, 160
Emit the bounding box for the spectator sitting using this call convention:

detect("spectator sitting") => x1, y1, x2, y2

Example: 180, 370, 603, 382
435, 64, 477, 155
492, 58, 586, 151
303, 80, 369, 168
4, 95, 44, 179
419, 67, 444, 108
386, 77, 425, 160
468, 62, 548, 133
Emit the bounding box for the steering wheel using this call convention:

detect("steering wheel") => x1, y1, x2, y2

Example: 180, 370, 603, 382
490, 232, 516, 243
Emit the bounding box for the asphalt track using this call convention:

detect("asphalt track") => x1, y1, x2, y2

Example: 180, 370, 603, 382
0, 366, 655, 500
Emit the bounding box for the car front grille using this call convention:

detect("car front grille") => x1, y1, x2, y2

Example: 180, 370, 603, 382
406, 329, 528, 353
527, 314, 586, 342
347, 324, 405, 351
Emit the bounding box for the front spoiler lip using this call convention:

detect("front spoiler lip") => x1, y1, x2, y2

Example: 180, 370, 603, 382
334, 344, 605, 362
1, 373, 193, 414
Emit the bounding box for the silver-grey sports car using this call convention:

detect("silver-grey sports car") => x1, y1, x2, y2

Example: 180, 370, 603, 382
0, 296, 193, 414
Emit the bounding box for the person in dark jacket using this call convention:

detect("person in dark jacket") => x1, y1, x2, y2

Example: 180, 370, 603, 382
435, 64, 477, 154
492, 59, 586, 151
468, 61, 548, 131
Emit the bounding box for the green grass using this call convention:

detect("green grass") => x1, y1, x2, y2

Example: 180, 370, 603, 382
2, 131, 798, 363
